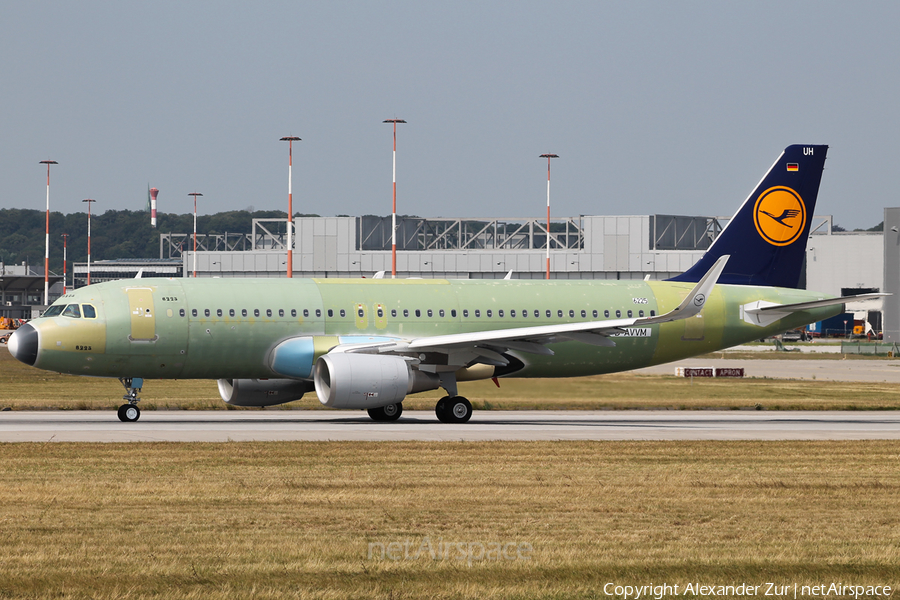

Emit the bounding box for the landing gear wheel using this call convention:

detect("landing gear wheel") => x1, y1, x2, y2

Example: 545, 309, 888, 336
446, 397, 472, 423
435, 396, 450, 423
117, 404, 141, 423
436, 396, 472, 423
367, 403, 403, 422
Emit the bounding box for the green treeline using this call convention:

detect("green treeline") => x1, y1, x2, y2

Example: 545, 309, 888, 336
0, 209, 312, 270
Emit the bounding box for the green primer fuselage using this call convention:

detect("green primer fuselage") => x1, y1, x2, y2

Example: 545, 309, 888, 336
30, 277, 840, 382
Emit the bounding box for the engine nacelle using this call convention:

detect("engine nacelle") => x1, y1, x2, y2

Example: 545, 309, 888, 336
217, 378, 314, 407
314, 353, 439, 409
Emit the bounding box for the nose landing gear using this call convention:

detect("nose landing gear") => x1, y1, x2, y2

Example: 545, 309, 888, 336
117, 377, 143, 422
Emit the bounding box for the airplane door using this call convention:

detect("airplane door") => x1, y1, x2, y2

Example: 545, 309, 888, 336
126, 287, 157, 341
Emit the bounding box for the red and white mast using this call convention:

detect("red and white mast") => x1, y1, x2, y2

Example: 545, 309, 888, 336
280, 136, 301, 278
82, 199, 96, 286
39, 160, 57, 304
540, 153, 559, 280
61, 233, 68, 294
189, 193, 203, 278
383, 119, 406, 278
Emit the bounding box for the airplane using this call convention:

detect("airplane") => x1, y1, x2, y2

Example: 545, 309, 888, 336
7, 144, 884, 424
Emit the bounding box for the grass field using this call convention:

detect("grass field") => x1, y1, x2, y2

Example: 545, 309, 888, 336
3, 347, 900, 412
0, 441, 897, 599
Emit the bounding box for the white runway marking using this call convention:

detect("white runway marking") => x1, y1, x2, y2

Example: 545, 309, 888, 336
1, 410, 899, 442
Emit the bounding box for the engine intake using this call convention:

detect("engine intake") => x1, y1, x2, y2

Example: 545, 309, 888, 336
314, 353, 439, 409
217, 378, 314, 407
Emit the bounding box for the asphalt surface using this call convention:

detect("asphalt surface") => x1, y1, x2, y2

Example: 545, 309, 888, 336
2, 410, 899, 442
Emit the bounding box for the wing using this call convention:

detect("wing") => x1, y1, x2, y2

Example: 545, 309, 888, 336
328, 255, 730, 369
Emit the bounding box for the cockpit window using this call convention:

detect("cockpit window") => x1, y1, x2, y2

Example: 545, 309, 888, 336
62, 304, 82, 318
82, 304, 97, 319
43, 305, 65, 317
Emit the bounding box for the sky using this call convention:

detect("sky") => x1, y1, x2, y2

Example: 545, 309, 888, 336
1, 1, 898, 230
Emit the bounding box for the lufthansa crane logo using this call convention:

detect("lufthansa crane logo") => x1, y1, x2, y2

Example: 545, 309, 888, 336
753, 186, 806, 247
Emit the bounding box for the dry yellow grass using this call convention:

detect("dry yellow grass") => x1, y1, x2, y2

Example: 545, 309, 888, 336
0, 441, 897, 599
3, 348, 900, 411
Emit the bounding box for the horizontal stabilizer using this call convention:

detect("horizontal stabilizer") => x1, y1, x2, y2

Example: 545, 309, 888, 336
741, 293, 888, 327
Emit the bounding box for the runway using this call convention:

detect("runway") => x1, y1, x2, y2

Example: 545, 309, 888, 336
2, 410, 899, 442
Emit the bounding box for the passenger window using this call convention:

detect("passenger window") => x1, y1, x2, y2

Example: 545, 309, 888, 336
63, 304, 81, 318
358, 308, 364, 317
486, 310, 492, 317
327, 309, 333, 317
451, 309, 457, 317
639, 310, 644, 317
179, 309, 185, 317
204, 309, 211, 317
268, 309, 274, 317
604, 310, 610, 318
82, 304, 97, 319
315, 309, 322, 317
391, 309, 397, 317
510, 309, 516, 317
303, 309, 309, 317
522, 310, 527, 318
557, 310, 563, 318
650, 310, 656, 317
378, 308, 384, 317
616, 310, 621, 318
291, 309, 297, 317
279, 309, 285, 317
475, 310, 481, 317
569, 310, 575, 318
339, 309, 345, 317
498, 309, 504, 317
192, 309, 198, 317
403, 309, 409, 317
439, 309, 444, 317
254, 309, 260, 317
593, 310, 598, 318
242, 309, 248, 317
463, 309, 469, 317
581, 310, 586, 318
427, 309, 433, 317
415, 309, 421, 317
536, 310, 541, 318
627, 310, 633, 318
215, 309, 221, 317
229, 309, 235, 317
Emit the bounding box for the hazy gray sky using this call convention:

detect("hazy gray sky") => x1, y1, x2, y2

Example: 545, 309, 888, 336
1, 1, 897, 229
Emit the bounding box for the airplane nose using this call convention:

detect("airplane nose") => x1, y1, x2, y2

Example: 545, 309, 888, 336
8, 323, 38, 366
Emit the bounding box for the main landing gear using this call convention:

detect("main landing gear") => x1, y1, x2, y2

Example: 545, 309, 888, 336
434, 396, 472, 423
117, 377, 143, 423
367, 402, 403, 422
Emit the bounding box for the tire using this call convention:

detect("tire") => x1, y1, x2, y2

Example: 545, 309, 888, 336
435, 396, 450, 423
118, 404, 141, 423
444, 397, 472, 424
367, 403, 403, 422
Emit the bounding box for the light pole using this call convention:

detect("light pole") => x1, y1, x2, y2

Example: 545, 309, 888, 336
40, 160, 58, 304
61, 233, 68, 294
189, 192, 203, 278
540, 153, 559, 280
82, 199, 96, 285
280, 136, 301, 278
383, 119, 406, 278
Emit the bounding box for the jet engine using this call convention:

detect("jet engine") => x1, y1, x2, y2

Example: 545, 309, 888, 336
217, 378, 314, 407
314, 353, 440, 409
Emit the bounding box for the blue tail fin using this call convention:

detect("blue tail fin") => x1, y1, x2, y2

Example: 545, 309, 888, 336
668, 144, 828, 288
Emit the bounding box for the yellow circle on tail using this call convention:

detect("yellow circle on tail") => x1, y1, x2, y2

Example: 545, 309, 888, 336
753, 186, 806, 246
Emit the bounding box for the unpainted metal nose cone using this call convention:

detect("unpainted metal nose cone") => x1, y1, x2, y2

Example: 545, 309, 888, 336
8, 324, 38, 366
